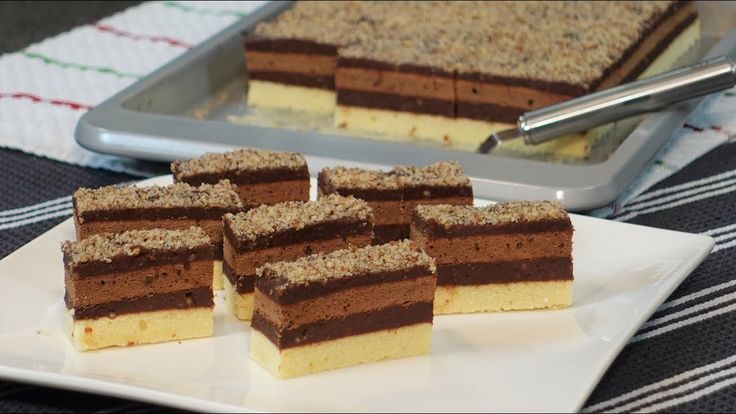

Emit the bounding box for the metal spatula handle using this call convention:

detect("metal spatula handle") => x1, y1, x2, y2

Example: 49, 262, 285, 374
520, 56, 736, 146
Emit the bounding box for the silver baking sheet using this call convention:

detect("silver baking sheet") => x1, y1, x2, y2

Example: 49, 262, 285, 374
75, 1, 736, 211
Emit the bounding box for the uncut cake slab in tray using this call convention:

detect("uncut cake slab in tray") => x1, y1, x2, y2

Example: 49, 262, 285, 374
75, 1, 736, 211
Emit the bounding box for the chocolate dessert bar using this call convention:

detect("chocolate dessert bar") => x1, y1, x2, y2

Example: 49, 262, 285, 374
72, 180, 244, 290
450, 1, 699, 157
222, 194, 373, 320
171, 149, 310, 206
318, 161, 473, 244
250, 240, 436, 379
411, 201, 574, 314
63, 227, 215, 351
244, 1, 698, 159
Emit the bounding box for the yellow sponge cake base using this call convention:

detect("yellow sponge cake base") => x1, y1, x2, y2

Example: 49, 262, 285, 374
247, 80, 336, 113
434, 280, 573, 315
65, 308, 213, 351
223, 277, 254, 321
249, 322, 432, 379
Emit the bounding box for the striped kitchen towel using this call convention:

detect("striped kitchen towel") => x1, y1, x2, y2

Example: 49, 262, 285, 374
0, 0, 265, 176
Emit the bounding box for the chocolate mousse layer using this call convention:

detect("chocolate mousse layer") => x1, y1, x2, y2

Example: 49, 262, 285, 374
318, 161, 472, 244
171, 149, 309, 206
62, 227, 215, 320
335, 58, 455, 117
244, 35, 338, 90
253, 240, 436, 349
66, 258, 214, 308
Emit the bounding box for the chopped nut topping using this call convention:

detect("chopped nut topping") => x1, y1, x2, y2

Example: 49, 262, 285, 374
73, 180, 243, 214
258, 239, 435, 285
321, 161, 469, 190
225, 194, 372, 241
171, 148, 306, 178
62, 227, 211, 266
254, 1, 675, 87
415, 201, 568, 228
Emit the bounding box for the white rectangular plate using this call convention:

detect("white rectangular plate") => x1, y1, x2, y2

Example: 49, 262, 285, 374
0, 175, 713, 412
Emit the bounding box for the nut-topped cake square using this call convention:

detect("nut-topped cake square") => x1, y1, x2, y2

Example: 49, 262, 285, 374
222, 194, 373, 320
62, 227, 215, 351
249, 240, 436, 378
318, 161, 473, 244
411, 201, 574, 314
171, 148, 309, 207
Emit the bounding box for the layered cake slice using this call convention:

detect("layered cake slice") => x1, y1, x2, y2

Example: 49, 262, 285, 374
171, 148, 309, 206
243, 2, 375, 113
72, 180, 244, 290
451, 1, 699, 157
63, 227, 215, 351
244, 1, 698, 160
250, 240, 436, 379
410, 201, 574, 314
318, 161, 473, 244
222, 194, 373, 320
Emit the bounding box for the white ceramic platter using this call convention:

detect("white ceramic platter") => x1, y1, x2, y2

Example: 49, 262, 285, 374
0, 176, 713, 412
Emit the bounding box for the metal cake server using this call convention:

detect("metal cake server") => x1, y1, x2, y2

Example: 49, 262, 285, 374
477, 56, 736, 153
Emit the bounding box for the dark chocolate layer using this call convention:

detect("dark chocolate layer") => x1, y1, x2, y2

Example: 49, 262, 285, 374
437, 257, 573, 286
456, 101, 523, 123
251, 301, 432, 349
75, 205, 242, 222
403, 185, 473, 200
257, 265, 432, 305
337, 89, 454, 117
67, 287, 213, 320
64, 246, 215, 278
243, 34, 338, 55
372, 224, 409, 246
412, 214, 573, 238
223, 260, 255, 294
248, 70, 335, 90
317, 175, 472, 201
173, 166, 309, 186
224, 218, 373, 252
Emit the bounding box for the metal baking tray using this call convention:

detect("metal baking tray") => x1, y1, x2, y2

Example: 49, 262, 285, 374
75, 1, 736, 211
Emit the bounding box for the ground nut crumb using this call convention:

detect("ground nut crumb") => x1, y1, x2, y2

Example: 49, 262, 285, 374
320, 161, 469, 190
73, 180, 243, 214
415, 201, 568, 228
253, 1, 676, 87
258, 239, 435, 285
62, 227, 211, 267
225, 194, 372, 241
171, 148, 306, 178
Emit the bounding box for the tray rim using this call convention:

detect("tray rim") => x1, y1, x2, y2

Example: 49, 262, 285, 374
74, 2, 735, 211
